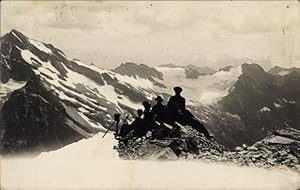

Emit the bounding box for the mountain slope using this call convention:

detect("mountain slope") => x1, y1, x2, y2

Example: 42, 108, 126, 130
220, 63, 300, 145
0, 30, 162, 153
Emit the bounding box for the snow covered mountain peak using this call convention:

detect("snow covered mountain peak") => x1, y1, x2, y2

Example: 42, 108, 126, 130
0, 30, 163, 153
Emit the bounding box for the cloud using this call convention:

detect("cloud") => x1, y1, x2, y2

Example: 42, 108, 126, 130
2, 1, 299, 35
1, 1, 299, 69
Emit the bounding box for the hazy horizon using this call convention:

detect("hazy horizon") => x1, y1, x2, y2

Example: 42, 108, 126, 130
1, 1, 300, 70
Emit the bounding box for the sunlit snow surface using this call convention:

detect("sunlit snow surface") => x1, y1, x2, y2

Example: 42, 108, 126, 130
28, 39, 53, 54
18, 46, 157, 131
2, 133, 300, 190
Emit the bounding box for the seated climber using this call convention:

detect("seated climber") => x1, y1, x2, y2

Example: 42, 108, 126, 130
142, 101, 156, 135
118, 121, 131, 139
131, 109, 145, 137
152, 96, 168, 123
143, 101, 155, 122
114, 113, 121, 136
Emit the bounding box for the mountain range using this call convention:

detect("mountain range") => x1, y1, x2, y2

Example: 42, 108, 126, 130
0, 29, 299, 155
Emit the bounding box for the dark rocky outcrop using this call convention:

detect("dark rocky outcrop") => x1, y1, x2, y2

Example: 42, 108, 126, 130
117, 125, 226, 160
118, 125, 300, 168
231, 127, 300, 168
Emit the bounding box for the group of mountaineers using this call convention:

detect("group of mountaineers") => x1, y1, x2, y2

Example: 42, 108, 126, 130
103, 87, 211, 142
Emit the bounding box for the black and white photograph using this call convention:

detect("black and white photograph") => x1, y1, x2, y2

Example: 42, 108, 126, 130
0, 1, 300, 189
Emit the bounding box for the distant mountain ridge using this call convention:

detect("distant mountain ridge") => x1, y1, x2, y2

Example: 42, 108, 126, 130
159, 63, 216, 79
112, 62, 166, 88
158, 63, 184, 68
185, 64, 216, 79
218, 65, 234, 72
269, 66, 300, 76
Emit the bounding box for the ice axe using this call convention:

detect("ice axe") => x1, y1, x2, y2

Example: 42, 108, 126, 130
102, 113, 120, 139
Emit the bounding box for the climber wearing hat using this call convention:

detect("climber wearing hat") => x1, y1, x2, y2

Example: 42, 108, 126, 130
152, 96, 168, 123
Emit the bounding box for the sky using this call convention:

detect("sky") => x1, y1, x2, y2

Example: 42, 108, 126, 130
1, 1, 300, 69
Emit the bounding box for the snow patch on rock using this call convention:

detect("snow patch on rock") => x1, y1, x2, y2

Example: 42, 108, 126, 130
259, 107, 271, 112
29, 39, 52, 54
274, 102, 282, 108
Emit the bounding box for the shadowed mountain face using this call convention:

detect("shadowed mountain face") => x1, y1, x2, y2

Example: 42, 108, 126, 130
1, 76, 84, 153
220, 64, 300, 145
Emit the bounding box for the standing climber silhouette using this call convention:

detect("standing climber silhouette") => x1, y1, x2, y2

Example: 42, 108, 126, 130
152, 96, 168, 123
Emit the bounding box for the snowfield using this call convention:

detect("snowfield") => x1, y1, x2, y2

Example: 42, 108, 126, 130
156, 66, 242, 105
2, 133, 300, 190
